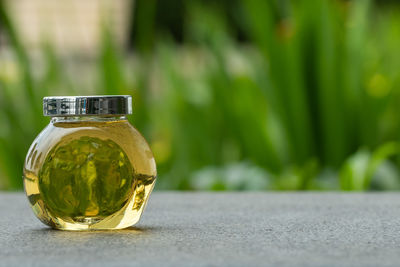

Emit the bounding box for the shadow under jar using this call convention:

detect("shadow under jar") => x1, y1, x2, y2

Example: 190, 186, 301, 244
23, 96, 156, 230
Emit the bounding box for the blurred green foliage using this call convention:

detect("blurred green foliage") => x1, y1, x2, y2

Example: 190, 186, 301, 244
2, 0, 400, 190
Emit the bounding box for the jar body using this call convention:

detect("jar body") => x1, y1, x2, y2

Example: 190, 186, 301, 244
23, 117, 156, 230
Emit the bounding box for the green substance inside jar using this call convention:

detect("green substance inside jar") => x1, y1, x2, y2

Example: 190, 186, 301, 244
38, 136, 135, 221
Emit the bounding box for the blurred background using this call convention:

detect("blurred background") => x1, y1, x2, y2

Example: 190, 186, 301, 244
1, 0, 400, 191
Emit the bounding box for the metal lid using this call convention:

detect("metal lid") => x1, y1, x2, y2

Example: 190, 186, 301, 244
43, 95, 132, 116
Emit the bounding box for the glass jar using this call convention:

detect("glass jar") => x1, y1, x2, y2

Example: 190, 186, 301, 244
23, 96, 156, 230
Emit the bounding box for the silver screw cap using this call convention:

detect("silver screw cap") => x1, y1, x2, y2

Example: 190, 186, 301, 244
43, 95, 132, 116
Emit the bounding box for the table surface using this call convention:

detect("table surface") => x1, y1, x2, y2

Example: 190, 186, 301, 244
1, 192, 400, 267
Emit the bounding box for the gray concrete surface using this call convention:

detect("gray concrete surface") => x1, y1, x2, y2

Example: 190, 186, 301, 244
1, 192, 400, 267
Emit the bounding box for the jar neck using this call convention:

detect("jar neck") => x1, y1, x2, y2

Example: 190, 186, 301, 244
51, 116, 127, 123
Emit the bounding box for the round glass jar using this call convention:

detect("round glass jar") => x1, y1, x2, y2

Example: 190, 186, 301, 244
23, 96, 156, 230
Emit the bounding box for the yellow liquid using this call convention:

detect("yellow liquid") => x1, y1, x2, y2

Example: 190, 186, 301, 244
23, 118, 156, 230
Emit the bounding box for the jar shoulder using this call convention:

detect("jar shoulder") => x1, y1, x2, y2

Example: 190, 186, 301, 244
24, 120, 155, 175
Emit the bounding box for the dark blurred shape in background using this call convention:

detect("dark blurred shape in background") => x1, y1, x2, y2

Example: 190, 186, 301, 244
1, 0, 400, 191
